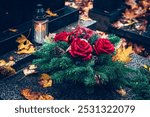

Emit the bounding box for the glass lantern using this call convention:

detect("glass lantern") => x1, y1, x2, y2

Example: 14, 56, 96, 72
33, 4, 48, 44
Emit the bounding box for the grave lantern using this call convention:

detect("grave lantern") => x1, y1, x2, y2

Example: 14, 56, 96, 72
33, 4, 48, 44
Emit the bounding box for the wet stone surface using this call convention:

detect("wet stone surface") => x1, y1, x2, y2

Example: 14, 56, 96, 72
128, 54, 150, 68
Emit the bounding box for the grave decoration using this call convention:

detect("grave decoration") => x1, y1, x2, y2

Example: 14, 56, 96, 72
33, 25, 150, 100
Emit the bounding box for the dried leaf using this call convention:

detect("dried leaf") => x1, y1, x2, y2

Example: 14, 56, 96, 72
125, 0, 138, 9
0, 60, 7, 66
133, 44, 145, 54
0, 59, 16, 77
143, 65, 150, 72
9, 28, 18, 32
16, 35, 35, 54
46, 8, 58, 17
5, 61, 15, 66
44, 33, 56, 43
112, 21, 124, 29
29, 65, 37, 70
116, 89, 127, 96
80, 15, 92, 21
21, 89, 54, 100
0, 66, 16, 77
113, 0, 149, 31
23, 65, 37, 76
135, 20, 148, 31
112, 45, 134, 63
39, 74, 52, 88
65, 1, 78, 9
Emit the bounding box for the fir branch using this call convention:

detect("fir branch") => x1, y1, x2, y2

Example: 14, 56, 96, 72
88, 34, 99, 45
108, 34, 120, 46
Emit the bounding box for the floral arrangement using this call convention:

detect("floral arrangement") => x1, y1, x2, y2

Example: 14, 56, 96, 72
33, 25, 150, 99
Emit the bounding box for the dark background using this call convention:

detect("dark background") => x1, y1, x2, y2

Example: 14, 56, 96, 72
93, 0, 124, 11
0, 0, 65, 32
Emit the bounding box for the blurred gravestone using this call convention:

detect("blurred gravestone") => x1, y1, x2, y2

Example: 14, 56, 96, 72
89, 0, 125, 31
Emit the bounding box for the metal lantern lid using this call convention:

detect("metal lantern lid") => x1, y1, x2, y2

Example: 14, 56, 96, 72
33, 4, 47, 21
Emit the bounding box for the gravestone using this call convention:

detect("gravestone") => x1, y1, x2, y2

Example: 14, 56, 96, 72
89, 0, 125, 31
0, 0, 79, 55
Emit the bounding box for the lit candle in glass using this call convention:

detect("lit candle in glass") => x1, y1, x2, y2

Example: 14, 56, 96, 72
33, 4, 48, 44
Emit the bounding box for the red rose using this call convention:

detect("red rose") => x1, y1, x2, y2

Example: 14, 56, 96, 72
54, 32, 69, 42
94, 38, 115, 55
69, 38, 93, 60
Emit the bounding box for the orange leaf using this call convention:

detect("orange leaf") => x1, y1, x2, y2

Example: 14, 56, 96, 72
116, 89, 127, 96
21, 89, 54, 100
39, 74, 53, 88
46, 8, 58, 17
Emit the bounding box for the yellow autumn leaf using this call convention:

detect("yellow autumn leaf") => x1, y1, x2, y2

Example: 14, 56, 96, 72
39, 73, 53, 88
0, 60, 16, 77
112, 45, 134, 63
143, 65, 150, 72
46, 8, 58, 17
9, 28, 18, 32
16, 35, 35, 54
40, 73, 51, 80
0, 60, 7, 66
116, 89, 127, 96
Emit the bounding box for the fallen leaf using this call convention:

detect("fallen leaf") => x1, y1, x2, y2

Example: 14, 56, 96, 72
6, 61, 15, 66
113, 0, 149, 31
46, 8, 58, 17
21, 89, 54, 100
135, 20, 148, 31
44, 33, 56, 43
0, 59, 16, 77
29, 65, 37, 70
0, 66, 16, 77
143, 65, 150, 72
112, 45, 134, 63
23, 65, 37, 76
0, 60, 7, 66
116, 89, 127, 96
39, 74, 52, 88
16, 35, 35, 54
80, 15, 92, 21
125, 0, 138, 9
133, 44, 145, 54
9, 28, 18, 32
65, 1, 78, 9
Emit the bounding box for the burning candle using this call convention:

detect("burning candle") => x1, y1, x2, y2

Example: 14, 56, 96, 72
33, 4, 48, 44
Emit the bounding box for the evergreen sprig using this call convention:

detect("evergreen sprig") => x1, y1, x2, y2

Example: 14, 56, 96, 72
33, 33, 150, 99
